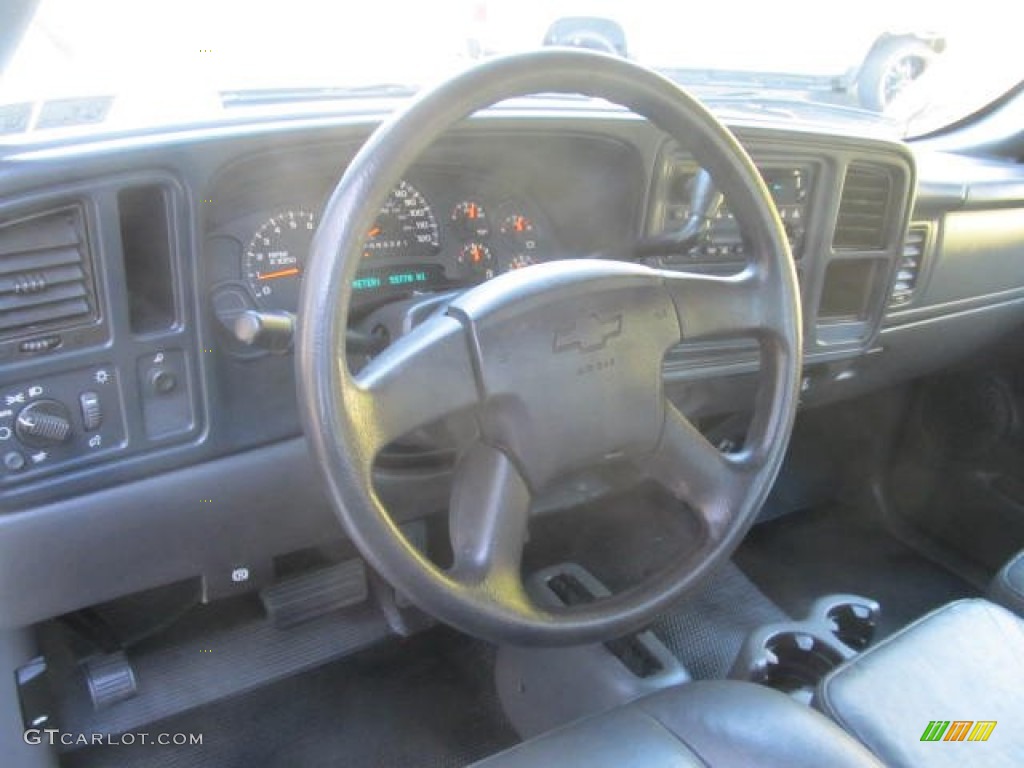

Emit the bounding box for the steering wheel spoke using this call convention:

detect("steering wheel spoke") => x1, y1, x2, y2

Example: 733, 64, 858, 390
662, 267, 779, 342
647, 401, 750, 542
448, 443, 536, 611
347, 313, 480, 459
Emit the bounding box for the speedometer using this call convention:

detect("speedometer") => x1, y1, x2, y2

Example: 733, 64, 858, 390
244, 208, 316, 310
363, 181, 439, 259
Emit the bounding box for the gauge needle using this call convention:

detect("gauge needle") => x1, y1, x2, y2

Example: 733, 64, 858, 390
257, 267, 300, 281
367, 226, 382, 238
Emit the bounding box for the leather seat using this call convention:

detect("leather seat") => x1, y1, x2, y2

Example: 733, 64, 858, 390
988, 549, 1024, 616
471, 680, 882, 767
815, 598, 1024, 768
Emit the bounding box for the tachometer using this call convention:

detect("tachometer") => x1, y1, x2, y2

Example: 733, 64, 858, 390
244, 208, 316, 310
363, 181, 439, 259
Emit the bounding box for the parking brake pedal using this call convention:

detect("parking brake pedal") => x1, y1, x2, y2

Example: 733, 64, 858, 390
260, 560, 368, 628
83, 651, 138, 710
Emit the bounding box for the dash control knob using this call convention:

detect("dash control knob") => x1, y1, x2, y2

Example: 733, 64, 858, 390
148, 368, 178, 396
16, 399, 72, 448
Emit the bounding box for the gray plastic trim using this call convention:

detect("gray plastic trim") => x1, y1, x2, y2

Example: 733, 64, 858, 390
0, 438, 451, 629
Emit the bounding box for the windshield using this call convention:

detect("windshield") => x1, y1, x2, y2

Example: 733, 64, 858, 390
1, 0, 1020, 141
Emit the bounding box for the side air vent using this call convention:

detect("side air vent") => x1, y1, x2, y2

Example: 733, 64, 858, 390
833, 165, 892, 251
889, 224, 928, 308
0, 206, 97, 340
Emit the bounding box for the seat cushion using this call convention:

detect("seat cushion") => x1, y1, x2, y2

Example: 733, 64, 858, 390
989, 549, 1024, 616
815, 598, 1024, 768
471, 680, 881, 767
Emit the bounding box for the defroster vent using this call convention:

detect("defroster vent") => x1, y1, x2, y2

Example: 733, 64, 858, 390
0, 205, 97, 340
834, 165, 892, 251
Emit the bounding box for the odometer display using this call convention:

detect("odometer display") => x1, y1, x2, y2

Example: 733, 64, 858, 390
244, 208, 316, 310
353, 264, 446, 295
363, 181, 439, 259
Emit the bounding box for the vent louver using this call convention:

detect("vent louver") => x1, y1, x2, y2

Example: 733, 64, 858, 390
890, 224, 928, 308
834, 165, 892, 251
0, 206, 96, 339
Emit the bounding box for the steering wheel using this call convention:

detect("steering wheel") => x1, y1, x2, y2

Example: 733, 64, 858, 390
297, 50, 802, 646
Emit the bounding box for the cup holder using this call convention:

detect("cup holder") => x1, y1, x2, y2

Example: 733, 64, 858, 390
730, 593, 881, 701
826, 602, 877, 651
809, 594, 880, 653
756, 631, 844, 693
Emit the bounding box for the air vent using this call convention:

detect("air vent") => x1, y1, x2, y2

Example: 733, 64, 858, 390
0, 206, 97, 340
890, 224, 928, 308
834, 165, 892, 251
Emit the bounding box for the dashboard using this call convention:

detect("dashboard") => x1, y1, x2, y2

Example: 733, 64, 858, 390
0, 119, 968, 495
1, 104, 1023, 628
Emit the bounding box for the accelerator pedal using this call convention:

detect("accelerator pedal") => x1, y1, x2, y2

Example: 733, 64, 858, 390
260, 559, 368, 628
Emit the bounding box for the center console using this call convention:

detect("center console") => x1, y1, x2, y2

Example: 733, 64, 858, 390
651, 160, 814, 266
651, 135, 915, 425
729, 594, 881, 703
494, 560, 883, 738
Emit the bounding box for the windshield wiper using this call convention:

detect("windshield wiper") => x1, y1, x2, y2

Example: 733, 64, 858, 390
220, 83, 418, 108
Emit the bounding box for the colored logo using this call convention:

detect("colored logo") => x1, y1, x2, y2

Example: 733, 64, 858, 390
920, 721, 997, 742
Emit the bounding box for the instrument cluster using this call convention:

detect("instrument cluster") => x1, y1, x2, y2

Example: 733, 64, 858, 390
223, 173, 554, 314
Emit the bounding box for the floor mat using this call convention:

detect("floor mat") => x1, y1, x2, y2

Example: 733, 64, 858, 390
651, 561, 790, 680
523, 484, 791, 681
736, 505, 980, 639
62, 629, 517, 768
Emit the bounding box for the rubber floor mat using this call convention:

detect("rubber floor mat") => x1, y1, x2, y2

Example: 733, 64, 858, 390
651, 561, 790, 680
61, 629, 517, 768
736, 505, 979, 639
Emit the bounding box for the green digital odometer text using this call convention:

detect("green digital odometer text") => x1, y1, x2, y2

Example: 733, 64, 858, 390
387, 271, 428, 286
353, 276, 383, 291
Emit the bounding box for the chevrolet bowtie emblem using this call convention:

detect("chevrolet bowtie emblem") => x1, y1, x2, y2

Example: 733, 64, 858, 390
553, 313, 623, 354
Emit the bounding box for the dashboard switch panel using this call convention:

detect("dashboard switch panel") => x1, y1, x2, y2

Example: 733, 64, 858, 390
0, 365, 126, 483
136, 349, 193, 439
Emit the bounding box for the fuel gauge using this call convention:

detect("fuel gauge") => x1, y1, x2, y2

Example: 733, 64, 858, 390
458, 242, 495, 278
